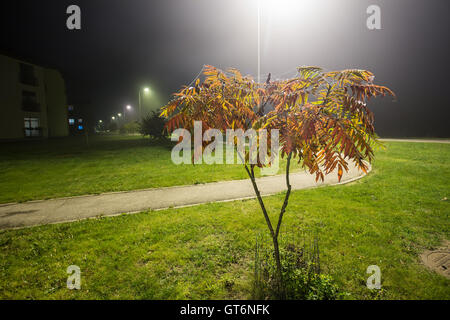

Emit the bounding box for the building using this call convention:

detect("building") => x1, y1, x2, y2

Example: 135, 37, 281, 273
0, 54, 69, 140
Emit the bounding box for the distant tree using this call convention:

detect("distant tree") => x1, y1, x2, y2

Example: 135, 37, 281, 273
161, 65, 394, 287
120, 121, 140, 134
140, 111, 167, 140
108, 121, 118, 132
96, 121, 106, 132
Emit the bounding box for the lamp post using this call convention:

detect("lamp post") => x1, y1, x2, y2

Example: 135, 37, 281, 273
124, 105, 132, 121
138, 87, 150, 121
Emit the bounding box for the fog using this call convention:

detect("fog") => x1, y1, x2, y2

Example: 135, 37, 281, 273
2, 0, 449, 136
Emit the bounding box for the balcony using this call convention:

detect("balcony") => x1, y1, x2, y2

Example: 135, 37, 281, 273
19, 63, 38, 87
20, 74, 38, 86
22, 100, 41, 112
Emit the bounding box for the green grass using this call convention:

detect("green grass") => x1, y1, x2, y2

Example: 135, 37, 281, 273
0, 135, 297, 204
0, 141, 449, 299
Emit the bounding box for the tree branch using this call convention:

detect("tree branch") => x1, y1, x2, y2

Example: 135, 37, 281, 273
275, 151, 292, 239
257, 73, 272, 116
244, 164, 275, 238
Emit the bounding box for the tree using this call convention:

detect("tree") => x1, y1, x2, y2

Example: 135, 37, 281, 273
120, 121, 140, 134
160, 65, 394, 287
108, 121, 118, 132
140, 111, 167, 140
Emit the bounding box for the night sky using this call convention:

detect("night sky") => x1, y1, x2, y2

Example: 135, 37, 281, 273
1, 0, 449, 137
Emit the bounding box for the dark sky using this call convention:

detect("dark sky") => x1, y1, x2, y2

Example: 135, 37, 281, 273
1, 0, 449, 137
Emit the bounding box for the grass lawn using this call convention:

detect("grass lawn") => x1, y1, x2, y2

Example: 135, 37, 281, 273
0, 135, 298, 204
0, 141, 449, 299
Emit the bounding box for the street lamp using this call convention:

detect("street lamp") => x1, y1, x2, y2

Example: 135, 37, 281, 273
112, 116, 116, 120
138, 87, 150, 121
123, 104, 133, 119
118, 113, 122, 117
122, 105, 133, 122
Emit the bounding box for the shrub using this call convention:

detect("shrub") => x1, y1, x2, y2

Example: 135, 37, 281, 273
120, 121, 140, 134
108, 122, 118, 132
140, 111, 167, 140
253, 240, 341, 300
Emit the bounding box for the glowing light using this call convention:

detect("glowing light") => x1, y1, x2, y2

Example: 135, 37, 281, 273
126, 105, 132, 110
260, 0, 309, 19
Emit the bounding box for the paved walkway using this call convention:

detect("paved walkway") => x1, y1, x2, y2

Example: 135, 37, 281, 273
380, 138, 450, 144
0, 164, 369, 230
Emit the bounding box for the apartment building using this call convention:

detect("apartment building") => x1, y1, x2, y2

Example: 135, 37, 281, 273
0, 53, 69, 140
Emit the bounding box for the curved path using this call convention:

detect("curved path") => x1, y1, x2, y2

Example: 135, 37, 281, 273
380, 138, 450, 144
0, 164, 370, 230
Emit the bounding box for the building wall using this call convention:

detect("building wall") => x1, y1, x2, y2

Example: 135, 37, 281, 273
0, 55, 28, 140
0, 54, 68, 140
44, 69, 68, 137
21, 62, 49, 139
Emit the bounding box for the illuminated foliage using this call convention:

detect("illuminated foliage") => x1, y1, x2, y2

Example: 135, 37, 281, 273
161, 65, 394, 180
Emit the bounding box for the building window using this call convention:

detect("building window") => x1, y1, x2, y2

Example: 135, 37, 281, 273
78, 119, 83, 123
19, 63, 37, 86
22, 90, 40, 112
24, 118, 40, 137
68, 105, 74, 112
68, 118, 75, 125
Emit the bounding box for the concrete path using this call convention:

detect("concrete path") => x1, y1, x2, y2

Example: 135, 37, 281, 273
380, 138, 450, 144
0, 164, 369, 230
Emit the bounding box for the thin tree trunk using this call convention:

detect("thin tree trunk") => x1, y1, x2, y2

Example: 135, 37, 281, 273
244, 151, 293, 298
244, 164, 275, 239
244, 164, 283, 292
276, 152, 292, 238
271, 232, 284, 297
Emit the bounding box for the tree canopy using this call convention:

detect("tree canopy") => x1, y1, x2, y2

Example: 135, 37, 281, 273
161, 65, 395, 181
